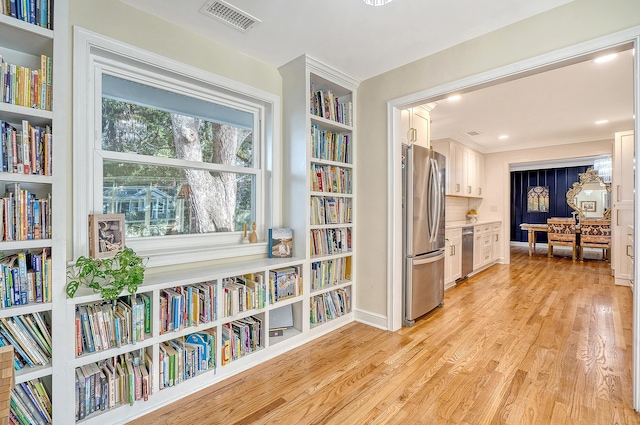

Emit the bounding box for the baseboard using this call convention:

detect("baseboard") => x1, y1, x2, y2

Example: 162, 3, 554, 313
615, 277, 632, 287
354, 308, 388, 330
445, 280, 457, 291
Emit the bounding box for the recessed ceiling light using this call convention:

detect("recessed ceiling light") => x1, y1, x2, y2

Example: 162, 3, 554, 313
595, 119, 609, 125
447, 95, 461, 102
594, 54, 617, 63
498, 135, 509, 140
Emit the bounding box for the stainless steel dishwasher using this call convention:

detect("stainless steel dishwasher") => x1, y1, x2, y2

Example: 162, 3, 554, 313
462, 226, 474, 278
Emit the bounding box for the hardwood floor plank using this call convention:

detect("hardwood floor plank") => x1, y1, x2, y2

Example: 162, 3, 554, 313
130, 247, 640, 425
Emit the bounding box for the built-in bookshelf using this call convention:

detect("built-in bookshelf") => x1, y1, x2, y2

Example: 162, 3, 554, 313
279, 54, 357, 331
66, 258, 308, 423
0, 2, 64, 423
63, 53, 357, 424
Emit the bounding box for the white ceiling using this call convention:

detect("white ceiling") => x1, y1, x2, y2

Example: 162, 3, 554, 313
430, 48, 635, 153
120, 0, 634, 154
121, 0, 574, 81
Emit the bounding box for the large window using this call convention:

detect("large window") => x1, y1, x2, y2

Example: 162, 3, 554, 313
74, 30, 279, 266
100, 75, 257, 238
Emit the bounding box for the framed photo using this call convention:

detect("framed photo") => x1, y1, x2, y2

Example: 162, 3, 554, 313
89, 214, 125, 259
580, 200, 596, 212
268, 228, 293, 258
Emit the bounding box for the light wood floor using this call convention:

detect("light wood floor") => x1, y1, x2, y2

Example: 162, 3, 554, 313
130, 246, 640, 424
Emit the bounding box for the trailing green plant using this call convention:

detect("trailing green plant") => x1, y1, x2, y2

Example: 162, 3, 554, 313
66, 247, 146, 300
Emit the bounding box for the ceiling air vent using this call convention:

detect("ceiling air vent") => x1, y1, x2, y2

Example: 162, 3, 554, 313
466, 130, 482, 136
199, 0, 261, 33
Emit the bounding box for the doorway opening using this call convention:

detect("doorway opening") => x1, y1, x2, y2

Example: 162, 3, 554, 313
387, 31, 639, 408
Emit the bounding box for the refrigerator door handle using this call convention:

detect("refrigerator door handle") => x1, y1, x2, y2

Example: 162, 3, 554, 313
432, 157, 442, 242
411, 250, 445, 266
427, 157, 438, 243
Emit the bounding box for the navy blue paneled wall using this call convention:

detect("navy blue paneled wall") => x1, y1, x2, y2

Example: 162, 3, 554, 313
510, 166, 589, 243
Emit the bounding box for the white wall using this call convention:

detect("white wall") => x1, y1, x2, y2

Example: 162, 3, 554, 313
356, 0, 640, 320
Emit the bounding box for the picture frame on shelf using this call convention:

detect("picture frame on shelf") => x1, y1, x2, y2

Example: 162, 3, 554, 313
268, 228, 293, 258
580, 200, 596, 212
89, 214, 126, 259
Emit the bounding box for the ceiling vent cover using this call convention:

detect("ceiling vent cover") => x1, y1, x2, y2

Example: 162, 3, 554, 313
466, 130, 482, 136
199, 0, 261, 33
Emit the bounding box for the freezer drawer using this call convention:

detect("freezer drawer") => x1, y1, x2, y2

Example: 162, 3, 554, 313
404, 250, 445, 326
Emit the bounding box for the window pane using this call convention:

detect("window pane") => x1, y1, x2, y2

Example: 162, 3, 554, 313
103, 161, 254, 237
101, 75, 254, 168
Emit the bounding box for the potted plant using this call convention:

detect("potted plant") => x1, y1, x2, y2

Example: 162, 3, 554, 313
66, 247, 146, 301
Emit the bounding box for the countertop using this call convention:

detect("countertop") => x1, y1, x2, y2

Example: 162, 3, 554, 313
446, 219, 501, 230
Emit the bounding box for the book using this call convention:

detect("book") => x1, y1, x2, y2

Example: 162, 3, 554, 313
270, 303, 293, 330
269, 266, 300, 303
268, 228, 293, 258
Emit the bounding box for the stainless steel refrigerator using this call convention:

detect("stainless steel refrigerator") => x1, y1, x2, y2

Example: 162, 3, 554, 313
402, 144, 446, 327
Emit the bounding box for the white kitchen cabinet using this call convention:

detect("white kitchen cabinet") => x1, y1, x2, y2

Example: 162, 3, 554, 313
491, 223, 502, 262
473, 224, 492, 270
401, 104, 434, 149
475, 151, 484, 197
432, 139, 484, 198
612, 130, 634, 285
465, 149, 477, 196
445, 228, 462, 287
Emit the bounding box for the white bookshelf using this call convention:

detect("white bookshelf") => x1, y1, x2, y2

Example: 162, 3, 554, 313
67, 257, 309, 424
61, 53, 359, 423
279, 54, 358, 333
0, 1, 68, 424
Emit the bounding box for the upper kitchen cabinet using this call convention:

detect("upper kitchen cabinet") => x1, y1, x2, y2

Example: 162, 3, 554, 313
432, 138, 484, 198
401, 104, 434, 148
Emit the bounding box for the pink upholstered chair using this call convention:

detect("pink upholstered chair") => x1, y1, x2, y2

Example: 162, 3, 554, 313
547, 218, 577, 261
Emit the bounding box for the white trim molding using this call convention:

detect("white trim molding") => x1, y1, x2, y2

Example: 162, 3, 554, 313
73, 27, 281, 267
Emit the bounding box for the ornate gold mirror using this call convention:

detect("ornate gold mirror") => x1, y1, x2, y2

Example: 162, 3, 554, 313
566, 168, 611, 219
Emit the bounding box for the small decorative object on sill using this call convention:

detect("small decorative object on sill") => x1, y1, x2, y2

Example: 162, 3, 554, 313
249, 221, 258, 243
241, 222, 250, 243
467, 210, 478, 223
66, 247, 146, 301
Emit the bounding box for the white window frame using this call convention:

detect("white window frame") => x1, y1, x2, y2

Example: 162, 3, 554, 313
73, 28, 281, 267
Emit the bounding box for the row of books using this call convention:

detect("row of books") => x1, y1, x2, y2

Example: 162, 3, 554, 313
0, 250, 51, 308
160, 281, 217, 334
311, 257, 352, 291
310, 164, 352, 194
75, 294, 150, 356
0, 0, 53, 29
10, 378, 52, 425
0, 311, 51, 369
310, 228, 352, 257
0, 54, 52, 111
221, 316, 262, 365
159, 331, 216, 390
309, 84, 353, 126
310, 196, 352, 225
310, 124, 351, 164
2, 183, 51, 241
310, 288, 350, 325
222, 274, 266, 318
75, 349, 152, 421
269, 266, 302, 304
1, 120, 52, 175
